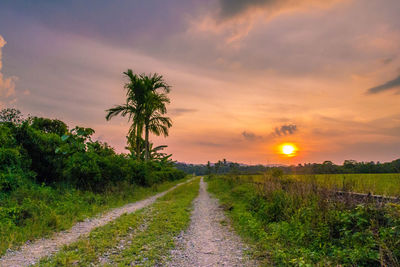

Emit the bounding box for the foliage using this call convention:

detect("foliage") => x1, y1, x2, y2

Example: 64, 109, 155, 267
31, 117, 68, 136
177, 158, 400, 176
0, 108, 23, 124
206, 175, 400, 266
105, 69, 172, 161
0, 111, 184, 190
0, 108, 186, 255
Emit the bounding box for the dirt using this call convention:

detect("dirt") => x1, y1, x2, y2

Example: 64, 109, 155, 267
167, 177, 257, 267
0, 180, 191, 267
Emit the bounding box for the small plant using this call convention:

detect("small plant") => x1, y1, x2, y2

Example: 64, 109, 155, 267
269, 168, 284, 179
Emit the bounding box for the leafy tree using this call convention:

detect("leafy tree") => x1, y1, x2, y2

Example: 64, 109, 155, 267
31, 117, 68, 136
0, 108, 23, 124
148, 143, 172, 163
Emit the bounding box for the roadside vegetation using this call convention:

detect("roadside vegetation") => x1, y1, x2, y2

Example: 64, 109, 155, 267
207, 174, 400, 266
0, 70, 185, 255
38, 178, 200, 266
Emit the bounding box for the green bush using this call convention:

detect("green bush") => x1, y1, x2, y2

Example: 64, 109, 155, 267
63, 152, 102, 191
15, 123, 63, 184
0, 172, 26, 193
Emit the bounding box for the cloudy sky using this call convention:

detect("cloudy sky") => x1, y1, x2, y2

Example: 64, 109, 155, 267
1, 0, 399, 164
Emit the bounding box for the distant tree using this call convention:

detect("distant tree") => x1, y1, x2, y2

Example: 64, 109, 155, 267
0, 108, 23, 124
215, 160, 222, 174
343, 160, 357, 173
31, 117, 68, 136
206, 161, 212, 174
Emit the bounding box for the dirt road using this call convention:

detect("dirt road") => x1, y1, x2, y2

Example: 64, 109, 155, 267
0, 180, 191, 267
168, 177, 256, 266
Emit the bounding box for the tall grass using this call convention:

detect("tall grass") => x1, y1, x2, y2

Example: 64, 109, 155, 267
207, 174, 400, 266
246, 173, 400, 197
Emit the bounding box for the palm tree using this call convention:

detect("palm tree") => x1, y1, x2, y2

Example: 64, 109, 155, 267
106, 69, 172, 161
143, 91, 172, 161
106, 69, 145, 159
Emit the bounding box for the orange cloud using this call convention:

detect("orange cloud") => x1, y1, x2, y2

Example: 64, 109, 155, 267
0, 35, 18, 107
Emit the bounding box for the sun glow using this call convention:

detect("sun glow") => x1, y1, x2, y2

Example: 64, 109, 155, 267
279, 143, 298, 157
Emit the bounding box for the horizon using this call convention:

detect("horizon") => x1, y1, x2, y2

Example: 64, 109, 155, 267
176, 158, 399, 166
1, 0, 400, 165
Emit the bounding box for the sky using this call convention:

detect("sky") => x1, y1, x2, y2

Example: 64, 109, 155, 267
0, 0, 399, 165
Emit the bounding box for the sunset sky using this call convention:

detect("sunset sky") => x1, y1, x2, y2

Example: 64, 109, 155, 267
1, 0, 399, 165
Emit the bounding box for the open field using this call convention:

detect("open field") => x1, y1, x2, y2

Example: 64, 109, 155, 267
206, 175, 400, 266
241, 173, 400, 197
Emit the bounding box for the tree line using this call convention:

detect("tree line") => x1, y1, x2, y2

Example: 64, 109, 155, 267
176, 158, 400, 175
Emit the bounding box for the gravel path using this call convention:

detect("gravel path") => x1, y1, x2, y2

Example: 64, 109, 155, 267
168, 177, 257, 267
0, 179, 192, 267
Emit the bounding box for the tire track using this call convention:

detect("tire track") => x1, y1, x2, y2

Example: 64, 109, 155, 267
168, 177, 257, 267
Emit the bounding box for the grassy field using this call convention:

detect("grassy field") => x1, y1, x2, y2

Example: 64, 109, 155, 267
242, 173, 400, 196
38, 178, 200, 266
207, 175, 400, 266
0, 177, 189, 256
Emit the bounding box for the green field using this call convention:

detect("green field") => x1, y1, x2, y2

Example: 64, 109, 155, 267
207, 175, 400, 266
242, 173, 400, 197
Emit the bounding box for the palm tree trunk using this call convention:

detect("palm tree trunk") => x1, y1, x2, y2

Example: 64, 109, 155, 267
136, 125, 141, 161
145, 125, 149, 161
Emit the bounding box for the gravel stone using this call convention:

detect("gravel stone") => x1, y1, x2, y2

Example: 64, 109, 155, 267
168, 177, 258, 267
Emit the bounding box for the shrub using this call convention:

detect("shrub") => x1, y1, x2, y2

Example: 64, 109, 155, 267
15, 123, 63, 184
63, 152, 102, 191
0, 172, 26, 193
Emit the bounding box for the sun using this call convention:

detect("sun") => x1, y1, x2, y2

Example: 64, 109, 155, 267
282, 145, 295, 155
279, 143, 298, 157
